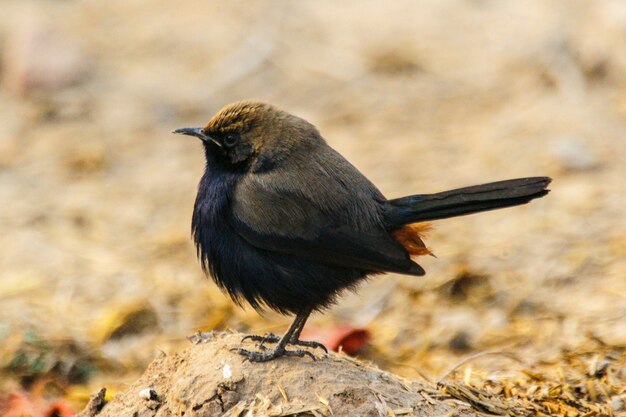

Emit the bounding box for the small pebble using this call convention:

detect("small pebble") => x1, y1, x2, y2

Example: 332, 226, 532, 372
448, 331, 472, 353
222, 363, 232, 379
139, 388, 158, 401
551, 136, 598, 172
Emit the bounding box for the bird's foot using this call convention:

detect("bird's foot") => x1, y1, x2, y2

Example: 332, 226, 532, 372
237, 346, 316, 362
240, 333, 328, 352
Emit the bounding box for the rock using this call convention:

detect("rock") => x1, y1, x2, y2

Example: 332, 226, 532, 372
551, 136, 599, 172
79, 332, 478, 417
80, 388, 107, 417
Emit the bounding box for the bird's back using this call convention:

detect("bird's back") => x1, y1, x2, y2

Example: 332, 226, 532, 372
239, 137, 387, 234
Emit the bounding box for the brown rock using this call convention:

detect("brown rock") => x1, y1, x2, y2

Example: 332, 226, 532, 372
80, 332, 477, 417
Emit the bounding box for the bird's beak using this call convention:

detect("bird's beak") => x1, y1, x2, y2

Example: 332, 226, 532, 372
172, 127, 222, 148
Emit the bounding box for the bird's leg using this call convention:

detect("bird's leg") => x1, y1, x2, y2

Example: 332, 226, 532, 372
237, 308, 324, 362
287, 307, 328, 353
239, 306, 325, 351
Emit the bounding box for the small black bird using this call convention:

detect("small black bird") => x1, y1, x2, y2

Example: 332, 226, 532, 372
173, 101, 550, 362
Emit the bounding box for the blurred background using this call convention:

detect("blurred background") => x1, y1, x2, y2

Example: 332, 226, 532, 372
0, 0, 625, 414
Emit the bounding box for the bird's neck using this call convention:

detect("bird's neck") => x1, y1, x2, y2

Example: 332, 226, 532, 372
203, 143, 251, 176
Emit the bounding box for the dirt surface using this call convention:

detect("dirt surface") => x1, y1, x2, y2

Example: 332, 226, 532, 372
0, 0, 625, 416
79, 332, 476, 417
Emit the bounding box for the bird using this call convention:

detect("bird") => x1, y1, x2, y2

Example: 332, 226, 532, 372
173, 101, 551, 362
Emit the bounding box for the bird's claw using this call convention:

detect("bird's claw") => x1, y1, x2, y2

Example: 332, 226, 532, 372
241, 333, 281, 347
237, 347, 317, 362
289, 339, 328, 353
241, 333, 327, 353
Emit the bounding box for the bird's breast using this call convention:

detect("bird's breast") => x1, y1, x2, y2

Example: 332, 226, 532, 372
192, 170, 238, 261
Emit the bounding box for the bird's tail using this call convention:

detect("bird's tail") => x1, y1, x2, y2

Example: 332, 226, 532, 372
384, 177, 551, 227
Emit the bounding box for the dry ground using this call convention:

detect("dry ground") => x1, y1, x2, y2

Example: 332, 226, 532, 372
0, 1, 625, 415
78, 332, 479, 417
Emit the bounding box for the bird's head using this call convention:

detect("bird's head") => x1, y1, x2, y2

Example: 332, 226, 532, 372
173, 101, 322, 172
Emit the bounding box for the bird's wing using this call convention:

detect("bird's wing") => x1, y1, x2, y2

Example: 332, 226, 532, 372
229, 172, 425, 276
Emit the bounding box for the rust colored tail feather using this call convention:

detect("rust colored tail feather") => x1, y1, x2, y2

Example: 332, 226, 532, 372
392, 223, 433, 256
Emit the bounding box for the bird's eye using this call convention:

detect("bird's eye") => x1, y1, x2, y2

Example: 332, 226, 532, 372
223, 132, 239, 147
